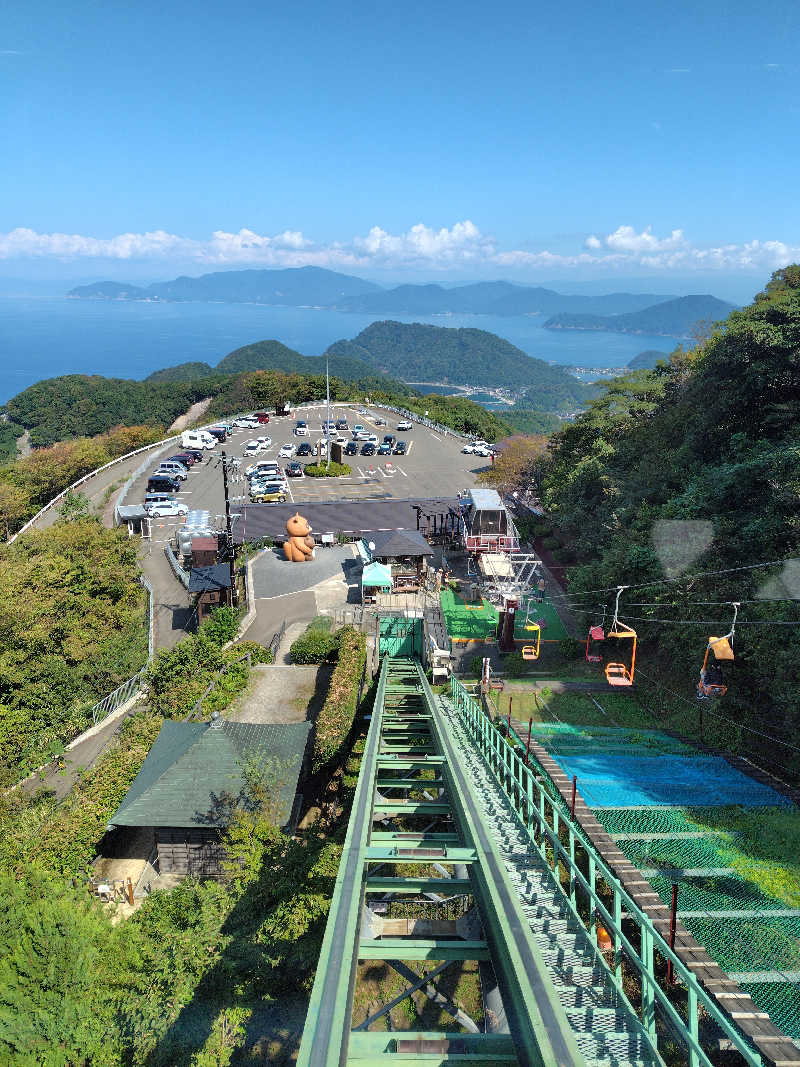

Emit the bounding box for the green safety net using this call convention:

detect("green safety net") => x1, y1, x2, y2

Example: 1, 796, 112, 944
531, 724, 800, 1042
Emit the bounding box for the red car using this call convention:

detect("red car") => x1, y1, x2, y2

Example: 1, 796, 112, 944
255, 412, 270, 424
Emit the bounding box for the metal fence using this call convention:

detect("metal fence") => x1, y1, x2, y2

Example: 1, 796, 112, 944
267, 619, 287, 662
90, 671, 146, 726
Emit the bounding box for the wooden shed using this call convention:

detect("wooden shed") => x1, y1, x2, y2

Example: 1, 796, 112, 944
189, 562, 232, 622
107, 719, 311, 879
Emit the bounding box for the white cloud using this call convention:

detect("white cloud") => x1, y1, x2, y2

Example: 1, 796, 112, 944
603, 225, 686, 253
1, 221, 799, 276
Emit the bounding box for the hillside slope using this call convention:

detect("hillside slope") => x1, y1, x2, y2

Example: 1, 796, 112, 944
541, 266, 800, 772
325, 320, 596, 408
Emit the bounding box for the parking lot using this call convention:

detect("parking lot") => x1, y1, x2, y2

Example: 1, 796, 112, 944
128, 403, 488, 544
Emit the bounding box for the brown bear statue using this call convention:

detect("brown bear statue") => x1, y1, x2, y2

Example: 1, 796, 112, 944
283, 512, 315, 562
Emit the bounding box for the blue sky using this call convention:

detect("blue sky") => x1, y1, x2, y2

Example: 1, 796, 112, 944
1, 0, 798, 298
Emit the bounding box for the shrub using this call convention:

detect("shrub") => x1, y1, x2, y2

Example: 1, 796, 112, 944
551, 547, 572, 564
469, 655, 484, 678
303, 461, 351, 478
290, 629, 338, 665
532, 521, 552, 537
539, 535, 560, 550
559, 637, 585, 660
228, 640, 272, 665
312, 627, 367, 772
199, 605, 239, 646
504, 652, 526, 677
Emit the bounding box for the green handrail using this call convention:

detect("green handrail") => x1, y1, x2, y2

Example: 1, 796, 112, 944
449, 676, 762, 1067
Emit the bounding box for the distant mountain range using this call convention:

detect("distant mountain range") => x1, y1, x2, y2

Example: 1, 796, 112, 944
68, 266, 380, 307
67, 265, 686, 319
545, 295, 736, 339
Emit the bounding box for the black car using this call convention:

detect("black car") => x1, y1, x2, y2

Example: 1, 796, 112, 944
393, 439, 407, 455
286, 461, 304, 477
207, 426, 227, 442
344, 441, 358, 456
383, 434, 395, 445
361, 442, 376, 456
297, 442, 313, 456
377, 441, 392, 455
182, 449, 204, 463
170, 452, 197, 466
147, 475, 181, 493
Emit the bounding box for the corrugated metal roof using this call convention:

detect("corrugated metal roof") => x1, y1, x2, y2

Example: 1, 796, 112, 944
468, 488, 504, 511
369, 528, 433, 558
188, 563, 232, 592
237, 497, 460, 543
109, 720, 311, 829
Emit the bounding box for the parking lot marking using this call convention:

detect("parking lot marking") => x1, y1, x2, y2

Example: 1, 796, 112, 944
406, 440, 414, 455
397, 466, 408, 477
429, 432, 441, 441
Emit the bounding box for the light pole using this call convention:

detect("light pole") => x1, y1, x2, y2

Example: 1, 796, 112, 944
220, 450, 239, 607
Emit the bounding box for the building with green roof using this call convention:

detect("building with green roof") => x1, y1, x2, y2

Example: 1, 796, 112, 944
108, 718, 311, 878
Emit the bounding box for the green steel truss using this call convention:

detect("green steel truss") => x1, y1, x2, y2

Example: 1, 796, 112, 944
297, 657, 583, 1066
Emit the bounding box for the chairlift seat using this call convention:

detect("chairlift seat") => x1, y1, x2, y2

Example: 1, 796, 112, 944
708, 635, 734, 660
604, 623, 636, 686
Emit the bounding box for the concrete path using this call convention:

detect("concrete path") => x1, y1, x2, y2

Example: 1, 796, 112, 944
18, 703, 143, 801
227, 664, 331, 724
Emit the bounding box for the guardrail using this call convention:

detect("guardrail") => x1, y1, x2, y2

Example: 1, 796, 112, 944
267, 619, 286, 662
90, 671, 146, 727
164, 543, 190, 588
448, 675, 763, 1067
8, 435, 181, 543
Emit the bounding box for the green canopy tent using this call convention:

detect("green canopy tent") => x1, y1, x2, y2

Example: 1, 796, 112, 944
362, 561, 392, 602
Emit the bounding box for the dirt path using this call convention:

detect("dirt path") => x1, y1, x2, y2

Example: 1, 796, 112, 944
16, 429, 31, 458
168, 397, 212, 433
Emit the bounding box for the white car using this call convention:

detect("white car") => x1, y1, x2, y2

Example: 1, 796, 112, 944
374, 416, 387, 426
295, 426, 309, 436
244, 440, 264, 456
366, 433, 379, 445
145, 500, 188, 518
234, 417, 259, 428
473, 446, 492, 457
473, 440, 489, 449
246, 460, 279, 477
462, 443, 476, 454
397, 420, 413, 431
257, 436, 272, 448
354, 430, 371, 441
278, 443, 296, 458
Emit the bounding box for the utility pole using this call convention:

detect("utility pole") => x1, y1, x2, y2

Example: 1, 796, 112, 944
220, 450, 239, 607
326, 354, 331, 471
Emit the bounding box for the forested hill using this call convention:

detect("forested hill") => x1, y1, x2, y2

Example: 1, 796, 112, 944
325, 320, 596, 406
544, 295, 736, 338
541, 266, 800, 771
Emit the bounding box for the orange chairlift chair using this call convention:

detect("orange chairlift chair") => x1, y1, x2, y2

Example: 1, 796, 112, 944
605, 586, 637, 687
697, 602, 738, 699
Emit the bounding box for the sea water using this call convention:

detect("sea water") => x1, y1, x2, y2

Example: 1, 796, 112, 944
0, 296, 675, 405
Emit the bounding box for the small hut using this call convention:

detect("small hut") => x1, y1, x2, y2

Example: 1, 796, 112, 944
189, 563, 232, 623
107, 719, 311, 879
368, 529, 434, 591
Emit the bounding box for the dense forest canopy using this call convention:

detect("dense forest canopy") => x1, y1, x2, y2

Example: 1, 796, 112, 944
544, 294, 736, 339
540, 266, 800, 774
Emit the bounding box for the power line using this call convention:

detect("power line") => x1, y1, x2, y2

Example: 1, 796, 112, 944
546, 556, 800, 604
617, 613, 800, 627
634, 667, 800, 756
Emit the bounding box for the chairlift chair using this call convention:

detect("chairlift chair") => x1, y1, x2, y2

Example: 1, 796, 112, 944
697, 604, 738, 699
522, 623, 541, 661
604, 587, 636, 686
586, 624, 605, 663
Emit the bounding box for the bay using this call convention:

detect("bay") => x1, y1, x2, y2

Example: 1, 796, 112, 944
0, 296, 675, 405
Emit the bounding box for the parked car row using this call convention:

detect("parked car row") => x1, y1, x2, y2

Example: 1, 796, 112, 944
462, 440, 494, 457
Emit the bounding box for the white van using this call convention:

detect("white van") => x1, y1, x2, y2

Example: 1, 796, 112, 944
181, 430, 216, 450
